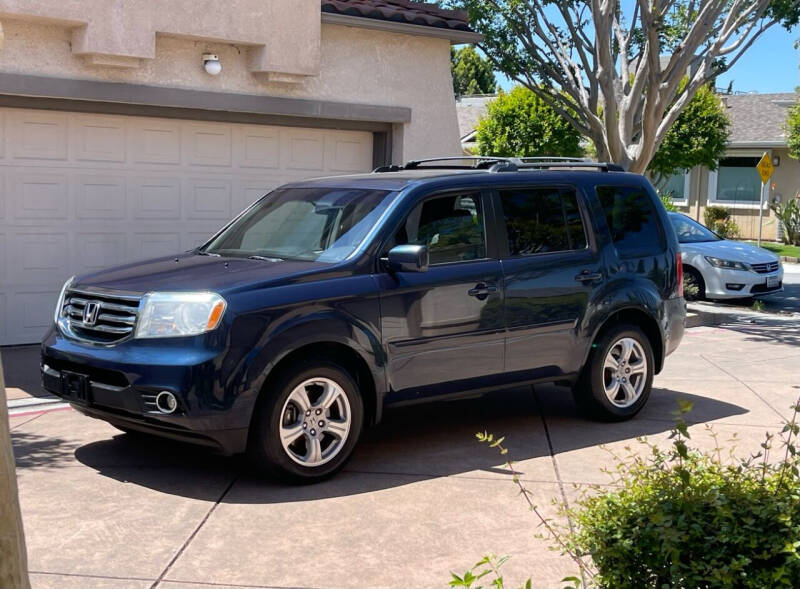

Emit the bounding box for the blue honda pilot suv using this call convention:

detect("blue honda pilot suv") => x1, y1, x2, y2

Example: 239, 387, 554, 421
42, 157, 685, 482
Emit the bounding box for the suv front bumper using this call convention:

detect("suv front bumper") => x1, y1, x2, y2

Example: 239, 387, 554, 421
41, 328, 251, 454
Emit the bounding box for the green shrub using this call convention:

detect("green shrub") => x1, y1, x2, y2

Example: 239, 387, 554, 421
659, 192, 679, 212
770, 199, 800, 246
703, 206, 739, 239
462, 399, 800, 589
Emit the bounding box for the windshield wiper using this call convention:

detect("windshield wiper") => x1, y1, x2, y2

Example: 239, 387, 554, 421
247, 255, 284, 262
196, 251, 220, 257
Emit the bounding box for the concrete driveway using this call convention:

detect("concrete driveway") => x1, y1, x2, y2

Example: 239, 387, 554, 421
7, 317, 800, 589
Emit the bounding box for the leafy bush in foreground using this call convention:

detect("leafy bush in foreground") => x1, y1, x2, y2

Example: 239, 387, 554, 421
454, 399, 800, 588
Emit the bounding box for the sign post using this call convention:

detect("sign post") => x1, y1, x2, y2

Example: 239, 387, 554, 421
756, 153, 774, 247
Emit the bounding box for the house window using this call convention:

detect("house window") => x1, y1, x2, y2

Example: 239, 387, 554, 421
709, 155, 768, 206
661, 170, 690, 205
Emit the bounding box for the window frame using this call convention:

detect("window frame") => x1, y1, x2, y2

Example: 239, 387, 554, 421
708, 151, 770, 209
378, 187, 498, 268
661, 169, 691, 206
491, 183, 594, 260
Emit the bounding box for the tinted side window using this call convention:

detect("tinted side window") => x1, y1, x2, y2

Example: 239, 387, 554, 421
395, 193, 486, 264
596, 186, 663, 258
499, 188, 587, 256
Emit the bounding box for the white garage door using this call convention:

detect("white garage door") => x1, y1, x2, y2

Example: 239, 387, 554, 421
0, 107, 374, 345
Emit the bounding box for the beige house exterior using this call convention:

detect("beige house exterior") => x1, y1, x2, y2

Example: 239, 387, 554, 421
0, 0, 478, 345
665, 93, 799, 241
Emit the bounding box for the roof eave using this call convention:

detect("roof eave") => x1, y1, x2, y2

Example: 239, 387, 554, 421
321, 12, 483, 44
728, 141, 787, 149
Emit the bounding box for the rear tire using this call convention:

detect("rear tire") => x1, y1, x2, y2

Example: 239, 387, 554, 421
248, 361, 364, 483
573, 324, 654, 421
683, 266, 706, 301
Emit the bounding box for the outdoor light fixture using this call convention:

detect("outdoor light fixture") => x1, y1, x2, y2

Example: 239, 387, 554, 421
773, 155, 781, 167
202, 53, 222, 76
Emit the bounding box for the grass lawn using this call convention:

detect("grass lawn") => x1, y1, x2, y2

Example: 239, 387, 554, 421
743, 241, 800, 258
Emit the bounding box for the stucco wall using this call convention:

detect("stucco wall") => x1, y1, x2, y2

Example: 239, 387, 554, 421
671, 148, 800, 241
0, 19, 462, 161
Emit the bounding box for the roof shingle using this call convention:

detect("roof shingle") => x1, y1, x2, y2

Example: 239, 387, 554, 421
321, 0, 472, 32
725, 92, 798, 145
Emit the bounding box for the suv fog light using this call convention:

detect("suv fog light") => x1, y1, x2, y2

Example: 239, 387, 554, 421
155, 391, 178, 414
726, 283, 745, 291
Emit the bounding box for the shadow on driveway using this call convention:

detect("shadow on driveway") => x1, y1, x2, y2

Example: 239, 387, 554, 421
57, 385, 748, 502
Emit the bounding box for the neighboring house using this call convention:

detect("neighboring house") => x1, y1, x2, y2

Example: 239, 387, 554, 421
456, 94, 496, 153
0, 0, 479, 345
663, 92, 800, 240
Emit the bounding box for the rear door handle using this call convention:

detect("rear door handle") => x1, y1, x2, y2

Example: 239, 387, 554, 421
575, 271, 603, 283
468, 282, 498, 300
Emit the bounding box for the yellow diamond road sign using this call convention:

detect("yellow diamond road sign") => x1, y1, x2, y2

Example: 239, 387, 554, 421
757, 153, 774, 183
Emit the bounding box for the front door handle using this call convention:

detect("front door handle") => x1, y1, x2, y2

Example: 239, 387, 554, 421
575, 270, 603, 283
468, 282, 498, 300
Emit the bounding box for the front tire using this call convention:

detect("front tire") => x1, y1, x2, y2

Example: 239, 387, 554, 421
248, 361, 364, 483
573, 324, 654, 421
683, 266, 706, 301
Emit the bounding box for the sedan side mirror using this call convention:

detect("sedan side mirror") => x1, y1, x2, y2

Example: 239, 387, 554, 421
386, 244, 429, 273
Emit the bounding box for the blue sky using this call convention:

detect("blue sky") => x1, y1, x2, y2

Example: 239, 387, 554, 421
496, 25, 799, 94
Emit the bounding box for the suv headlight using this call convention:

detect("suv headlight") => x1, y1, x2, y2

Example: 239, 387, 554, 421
704, 256, 749, 271
54, 276, 75, 324
135, 292, 227, 339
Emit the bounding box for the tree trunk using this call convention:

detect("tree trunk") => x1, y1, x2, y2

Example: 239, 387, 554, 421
0, 359, 30, 589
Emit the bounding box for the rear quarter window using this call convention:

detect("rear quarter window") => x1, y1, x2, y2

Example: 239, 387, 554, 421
596, 185, 664, 258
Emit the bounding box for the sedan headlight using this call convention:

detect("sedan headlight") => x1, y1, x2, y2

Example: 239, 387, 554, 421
135, 292, 227, 339
704, 256, 749, 271
54, 276, 75, 324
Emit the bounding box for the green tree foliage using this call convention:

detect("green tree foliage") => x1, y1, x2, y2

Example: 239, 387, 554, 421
649, 85, 731, 184
451, 46, 497, 96
449, 0, 800, 172
787, 100, 800, 161
475, 86, 583, 158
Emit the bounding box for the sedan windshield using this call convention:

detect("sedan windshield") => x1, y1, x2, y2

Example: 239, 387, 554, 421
201, 187, 396, 262
669, 213, 721, 244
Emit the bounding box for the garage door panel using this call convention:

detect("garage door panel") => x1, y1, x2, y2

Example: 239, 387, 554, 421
131, 119, 182, 165
11, 111, 68, 161
185, 178, 232, 220
186, 122, 232, 167
282, 129, 326, 171
12, 173, 68, 220
75, 175, 127, 220
10, 290, 59, 342
73, 232, 127, 274
236, 126, 280, 169
71, 114, 127, 163
130, 232, 182, 261
131, 176, 182, 219
11, 231, 70, 285
2, 109, 373, 344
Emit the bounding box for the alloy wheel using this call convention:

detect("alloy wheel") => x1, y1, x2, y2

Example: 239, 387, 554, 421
602, 337, 648, 408
279, 377, 351, 467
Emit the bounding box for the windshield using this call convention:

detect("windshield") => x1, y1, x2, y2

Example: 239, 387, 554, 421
669, 214, 722, 243
201, 187, 396, 262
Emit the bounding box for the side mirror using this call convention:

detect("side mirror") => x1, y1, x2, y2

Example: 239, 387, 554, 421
386, 244, 429, 273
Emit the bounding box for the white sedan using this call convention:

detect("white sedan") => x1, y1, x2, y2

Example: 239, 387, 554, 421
668, 213, 783, 301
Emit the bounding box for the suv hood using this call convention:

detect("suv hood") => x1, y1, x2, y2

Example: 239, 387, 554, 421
72, 253, 339, 295
680, 240, 779, 264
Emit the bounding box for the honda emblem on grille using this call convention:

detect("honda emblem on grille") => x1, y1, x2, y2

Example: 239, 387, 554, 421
83, 301, 101, 326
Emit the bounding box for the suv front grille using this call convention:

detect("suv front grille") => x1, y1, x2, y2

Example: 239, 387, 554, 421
63, 290, 141, 344
751, 261, 779, 274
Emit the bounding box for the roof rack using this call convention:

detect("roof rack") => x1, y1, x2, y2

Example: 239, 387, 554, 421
372, 156, 624, 173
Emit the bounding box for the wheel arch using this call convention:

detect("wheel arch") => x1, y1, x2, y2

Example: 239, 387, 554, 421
587, 306, 665, 374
